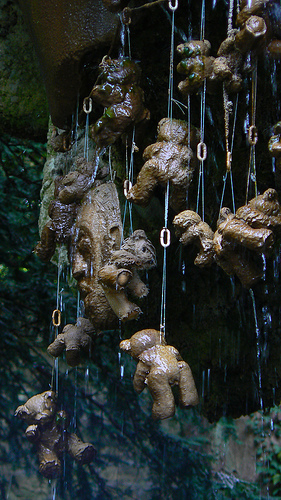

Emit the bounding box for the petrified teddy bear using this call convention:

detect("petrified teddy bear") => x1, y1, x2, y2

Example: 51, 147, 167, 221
125, 117, 198, 213
213, 189, 281, 287
98, 230, 156, 322
89, 57, 150, 148
120, 329, 199, 420
34, 176, 78, 262
15, 391, 95, 479
176, 39, 214, 97
173, 210, 215, 267
47, 317, 95, 367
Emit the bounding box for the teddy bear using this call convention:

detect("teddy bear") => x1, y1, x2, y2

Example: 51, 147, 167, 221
98, 230, 157, 322
34, 176, 78, 262
88, 57, 150, 148
176, 39, 214, 97
15, 391, 95, 479
120, 329, 199, 420
125, 117, 199, 213
47, 317, 95, 367
173, 210, 215, 267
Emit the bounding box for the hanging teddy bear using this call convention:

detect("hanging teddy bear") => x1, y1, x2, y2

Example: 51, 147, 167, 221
15, 391, 95, 479
125, 117, 199, 213
98, 230, 157, 322
120, 329, 199, 420
88, 56, 150, 148
173, 210, 215, 267
47, 317, 95, 367
176, 39, 214, 98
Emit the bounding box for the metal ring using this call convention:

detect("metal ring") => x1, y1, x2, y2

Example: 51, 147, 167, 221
123, 179, 132, 197
52, 309, 61, 327
160, 227, 171, 248
197, 142, 207, 161
83, 97, 92, 114
226, 151, 232, 172
168, 0, 178, 10
248, 125, 258, 146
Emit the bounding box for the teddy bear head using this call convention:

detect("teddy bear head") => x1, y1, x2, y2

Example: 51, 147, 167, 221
15, 391, 57, 425
157, 118, 189, 144
120, 329, 163, 359
98, 57, 141, 85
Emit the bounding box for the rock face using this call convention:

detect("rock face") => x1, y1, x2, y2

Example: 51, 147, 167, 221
18, 0, 119, 129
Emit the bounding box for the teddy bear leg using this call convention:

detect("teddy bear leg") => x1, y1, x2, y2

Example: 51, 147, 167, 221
178, 361, 199, 407
37, 443, 62, 479
146, 369, 175, 420
67, 433, 96, 464
126, 160, 159, 206
102, 286, 142, 321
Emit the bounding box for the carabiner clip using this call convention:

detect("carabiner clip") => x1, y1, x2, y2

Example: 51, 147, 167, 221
123, 179, 132, 197
160, 227, 171, 248
197, 142, 207, 161
248, 125, 258, 146
52, 309, 61, 327
83, 97, 92, 114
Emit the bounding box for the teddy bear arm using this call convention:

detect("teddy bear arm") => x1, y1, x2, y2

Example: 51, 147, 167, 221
34, 220, 56, 262
133, 361, 149, 393
127, 270, 149, 298
126, 159, 160, 206
177, 361, 199, 407
47, 334, 66, 358
25, 424, 40, 442
142, 142, 163, 160
101, 286, 141, 321
98, 263, 132, 290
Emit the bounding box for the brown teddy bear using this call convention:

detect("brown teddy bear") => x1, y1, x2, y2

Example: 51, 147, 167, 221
98, 230, 156, 322
120, 329, 199, 420
89, 57, 150, 148
173, 210, 215, 267
47, 317, 95, 366
15, 391, 95, 479
125, 117, 198, 213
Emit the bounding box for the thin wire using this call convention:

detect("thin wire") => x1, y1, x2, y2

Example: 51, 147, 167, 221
246, 57, 258, 203
122, 129, 135, 242
160, 2, 176, 342
196, 79, 206, 220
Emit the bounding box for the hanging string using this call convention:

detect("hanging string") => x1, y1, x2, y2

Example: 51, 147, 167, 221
122, 130, 135, 244
227, 0, 234, 38
196, 79, 207, 220
159, 0, 177, 342
50, 249, 63, 396
246, 55, 258, 203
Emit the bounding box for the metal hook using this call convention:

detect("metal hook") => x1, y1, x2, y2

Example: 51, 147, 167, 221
248, 125, 258, 146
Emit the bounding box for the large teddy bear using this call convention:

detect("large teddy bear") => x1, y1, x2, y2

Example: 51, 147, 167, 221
120, 329, 199, 420
15, 391, 95, 478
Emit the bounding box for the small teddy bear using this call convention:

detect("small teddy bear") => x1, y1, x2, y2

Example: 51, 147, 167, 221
98, 230, 156, 322
120, 329, 199, 420
34, 176, 78, 262
15, 391, 95, 479
173, 210, 215, 267
125, 117, 198, 213
47, 317, 95, 367
89, 57, 150, 148
176, 39, 214, 97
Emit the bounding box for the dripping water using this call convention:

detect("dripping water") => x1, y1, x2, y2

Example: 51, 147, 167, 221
249, 288, 263, 410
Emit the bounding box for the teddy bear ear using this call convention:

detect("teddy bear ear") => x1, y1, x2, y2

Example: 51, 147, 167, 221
44, 391, 56, 408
